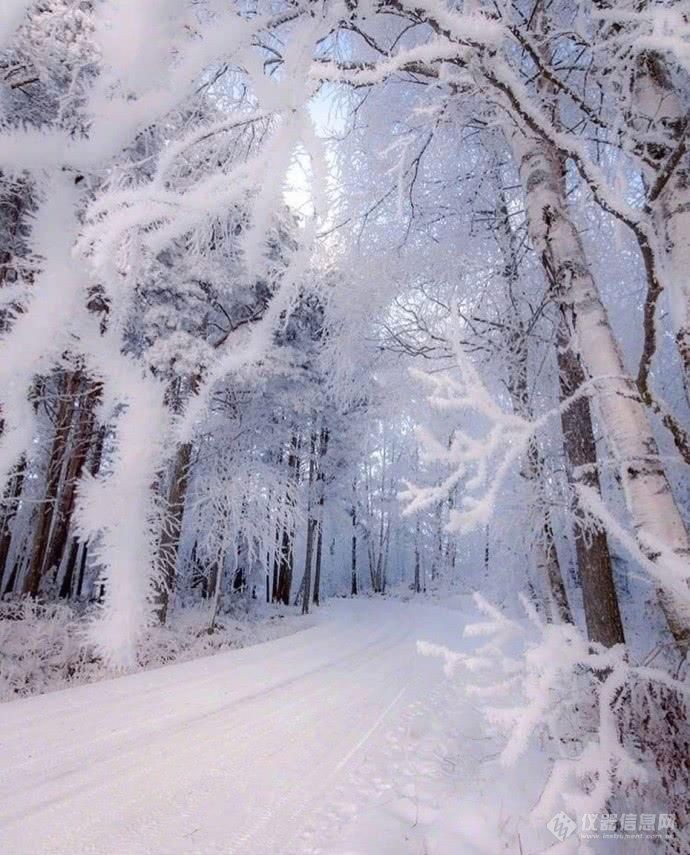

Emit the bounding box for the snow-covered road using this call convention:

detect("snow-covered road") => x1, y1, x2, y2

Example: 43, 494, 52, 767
0, 599, 465, 855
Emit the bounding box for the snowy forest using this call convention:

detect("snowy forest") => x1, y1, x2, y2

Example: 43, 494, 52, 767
0, 1, 689, 853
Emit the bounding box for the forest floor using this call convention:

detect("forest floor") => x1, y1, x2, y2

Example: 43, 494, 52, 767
0, 597, 561, 854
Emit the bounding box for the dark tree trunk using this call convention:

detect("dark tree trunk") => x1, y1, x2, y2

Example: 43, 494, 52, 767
0, 457, 26, 594
59, 537, 81, 599
301, 433, 318, 614
275, 435, 300, 605
233, 528, 248, 593
70, 424, 105, 601
76, 543, 89, 599
271, 519, 281, 603
23, 370, 81, 597
351, 503, 358, 596
44, 378, 100, 591
312, 428, 328, 606
414, 518, 421, 594
312, 520, 323, 607
153, 440, 193, 624
301, 518, 316, 614
275, 526, 294, 606
557, 323, 626, 647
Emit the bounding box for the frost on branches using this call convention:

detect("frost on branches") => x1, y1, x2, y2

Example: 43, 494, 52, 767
0, 2, 689, 849
420, 594, 690, 851
0, 1, 329, 665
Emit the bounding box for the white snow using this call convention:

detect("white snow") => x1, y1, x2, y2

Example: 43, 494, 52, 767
0, 599, 477, 855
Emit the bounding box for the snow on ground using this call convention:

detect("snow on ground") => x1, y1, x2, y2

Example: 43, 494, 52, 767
0, 597, 611, 854
0, 599, 314, 702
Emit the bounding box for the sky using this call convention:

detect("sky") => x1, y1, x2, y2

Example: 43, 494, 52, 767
283, 86, 345, 219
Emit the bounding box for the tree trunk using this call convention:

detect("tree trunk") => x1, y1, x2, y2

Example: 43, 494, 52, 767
275, 434, 300, 606
526, 439, 573, 625
557, 321, 626, 647
69, 424, 105, 601
312, 521, 323, 607
75, 541, 89, 599
275, 525, 294, 606
0, 457, 26, 593
445, 494, 456, 576
351, 501, 358, 596
233, 529, 248, 594
208, 556, 225, 632
301, 518, 316, 615
44, 377, 100, 591
512, 127, 690, 651
300, 433, 318, 614
271, 515, 281, 603
381, 517, 390, 595
59, 537, 81, 599
23, 370, 81, 597
153, 440, 193, 624
414, 518, 421, 594
312, 428, 328, 606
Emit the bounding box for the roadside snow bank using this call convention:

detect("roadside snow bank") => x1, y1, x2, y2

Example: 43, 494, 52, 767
0, 597, 314, 701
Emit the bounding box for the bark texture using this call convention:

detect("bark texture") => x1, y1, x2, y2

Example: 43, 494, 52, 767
153, 440, 193, 624
512, 128, 690, 652
557, 322, 625, 646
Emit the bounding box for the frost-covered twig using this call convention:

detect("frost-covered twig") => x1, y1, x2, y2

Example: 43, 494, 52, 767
420, 595, 690, 839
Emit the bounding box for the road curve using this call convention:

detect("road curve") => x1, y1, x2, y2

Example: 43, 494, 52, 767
0, 599, 460, 855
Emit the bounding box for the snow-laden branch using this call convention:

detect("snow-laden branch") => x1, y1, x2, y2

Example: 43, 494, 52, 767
0, 1, 333, 667
0, 175, 87, 486
0, 6, 263, 173
313, 0, 681, 355
77, 325, 169, 668
419, 593, 689, 838
400, 356, 530, 532
402, 345, 690, 614
401, 342, 588, 529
